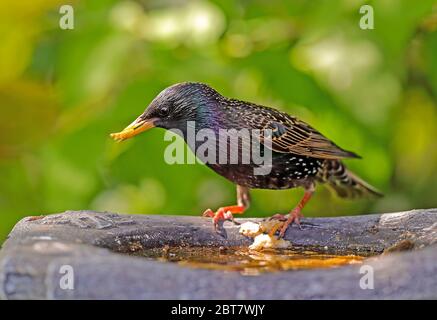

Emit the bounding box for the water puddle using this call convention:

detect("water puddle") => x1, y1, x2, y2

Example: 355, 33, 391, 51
132, 246, 366, 276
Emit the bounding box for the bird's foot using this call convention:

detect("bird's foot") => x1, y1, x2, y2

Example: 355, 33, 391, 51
267, 209, 304, 238
202, 205, 245, 233
267, 220, 285, 237
279, 209, 304, 238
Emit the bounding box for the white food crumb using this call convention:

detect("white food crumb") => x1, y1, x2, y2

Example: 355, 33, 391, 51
239, 221, 262, 237
249, 234, 291, 250
240, 220, 292, 251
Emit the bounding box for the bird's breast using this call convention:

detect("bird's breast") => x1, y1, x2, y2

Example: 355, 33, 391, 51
205, 153, 323, 190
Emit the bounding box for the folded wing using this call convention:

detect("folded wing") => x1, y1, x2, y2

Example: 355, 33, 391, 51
239, 105, 360, 159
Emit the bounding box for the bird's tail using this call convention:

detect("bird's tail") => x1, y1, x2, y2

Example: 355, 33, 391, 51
317, 160, 383, 198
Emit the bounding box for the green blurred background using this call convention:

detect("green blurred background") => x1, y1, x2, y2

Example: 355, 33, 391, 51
1, 0, 437, 243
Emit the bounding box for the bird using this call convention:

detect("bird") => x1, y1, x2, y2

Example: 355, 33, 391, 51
110, 82, 382, 238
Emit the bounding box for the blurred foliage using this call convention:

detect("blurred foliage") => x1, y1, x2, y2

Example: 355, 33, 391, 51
1, 0, 437, 242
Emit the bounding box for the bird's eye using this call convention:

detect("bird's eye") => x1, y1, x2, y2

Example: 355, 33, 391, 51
158, 105, 170, 117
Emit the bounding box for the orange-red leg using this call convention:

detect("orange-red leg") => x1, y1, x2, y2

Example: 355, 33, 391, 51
269, 186, 315, 238
279, 189, 313, 237
203, 205, 245, 231
203, 185, 250, 233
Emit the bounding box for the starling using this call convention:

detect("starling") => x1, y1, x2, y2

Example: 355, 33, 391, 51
111, 82, 382, 237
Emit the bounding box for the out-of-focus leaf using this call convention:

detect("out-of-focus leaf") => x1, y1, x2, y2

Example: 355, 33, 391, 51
0, 81, 58, 158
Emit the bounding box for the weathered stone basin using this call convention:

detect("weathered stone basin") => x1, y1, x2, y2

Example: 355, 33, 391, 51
0, 209, 436, 299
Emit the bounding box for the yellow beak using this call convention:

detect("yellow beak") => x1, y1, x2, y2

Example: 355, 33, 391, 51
110, 117, 156, 141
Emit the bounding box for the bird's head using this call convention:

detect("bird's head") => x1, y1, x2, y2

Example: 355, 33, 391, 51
111, 82, 217, 141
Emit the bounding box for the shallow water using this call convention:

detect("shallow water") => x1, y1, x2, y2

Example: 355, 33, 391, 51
133, 246, 365, 276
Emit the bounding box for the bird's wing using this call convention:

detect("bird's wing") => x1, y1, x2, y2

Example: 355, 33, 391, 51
239, 105, 359, 159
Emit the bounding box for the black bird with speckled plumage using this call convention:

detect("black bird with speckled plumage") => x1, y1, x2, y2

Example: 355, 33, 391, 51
111, 82, 382, 237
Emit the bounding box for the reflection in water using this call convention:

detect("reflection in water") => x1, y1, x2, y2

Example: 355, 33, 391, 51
134, 246, 365, 276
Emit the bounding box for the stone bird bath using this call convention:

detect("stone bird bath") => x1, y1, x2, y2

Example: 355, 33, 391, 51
0, 209, 436, 299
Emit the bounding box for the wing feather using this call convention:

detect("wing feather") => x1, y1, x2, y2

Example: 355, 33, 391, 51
230, 102, 360, 159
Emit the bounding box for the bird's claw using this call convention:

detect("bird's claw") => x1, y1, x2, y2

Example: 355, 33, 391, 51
268, 210, 304, 238
203, 207, 239, 237
280, 209, 304, 237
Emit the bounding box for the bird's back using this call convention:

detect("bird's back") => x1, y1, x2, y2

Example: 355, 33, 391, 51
196, 91, 381, 197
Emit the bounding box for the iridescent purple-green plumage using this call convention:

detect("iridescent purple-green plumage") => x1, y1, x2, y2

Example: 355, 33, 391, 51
140, 82, 382, 198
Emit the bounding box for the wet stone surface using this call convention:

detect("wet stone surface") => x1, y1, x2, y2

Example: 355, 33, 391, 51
133, 246, 366, 275
0, 209, 436, 299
